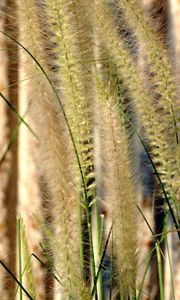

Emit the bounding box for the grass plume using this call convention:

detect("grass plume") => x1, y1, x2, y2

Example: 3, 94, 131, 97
95, 74, 137, 296
17, 0, 90, 298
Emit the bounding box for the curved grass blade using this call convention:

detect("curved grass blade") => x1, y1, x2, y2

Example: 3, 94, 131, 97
122, 112, 180, 239
0, 30, 95, 288
0, 29, 89, 205
137, 135, 180, 239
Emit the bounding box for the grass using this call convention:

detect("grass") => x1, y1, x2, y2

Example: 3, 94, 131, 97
0, 0, 179, 299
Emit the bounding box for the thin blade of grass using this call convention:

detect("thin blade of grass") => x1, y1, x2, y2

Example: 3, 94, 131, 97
91, 225, 112, 297
88, 222, 98, 300
39, 243, 62, 282
136, 205, 155, 237
0, 101, 31, 166
138, 134, 180, 239
156, 243, 164, 300
20, 218, 36, 298
0, 120, 20, 166
124, 111, 180, 239
0, 260, 34, 300
109, 226, 113, 300
32, 253, 61, 284
78, 194, 85, 279
98, 214, 105, 300
137, 254, 151, 300
17, 219, 23, 300
0, 92, 37, 138
116, 100, 180, 237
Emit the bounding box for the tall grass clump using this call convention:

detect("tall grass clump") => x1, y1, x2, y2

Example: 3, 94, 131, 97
0, 0, 179, 299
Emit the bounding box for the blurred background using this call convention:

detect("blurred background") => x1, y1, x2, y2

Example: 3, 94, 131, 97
0, 0, 179, 299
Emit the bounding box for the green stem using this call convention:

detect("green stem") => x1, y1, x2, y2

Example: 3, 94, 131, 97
88, 222, 98, 300
78, 193, 85, 278
156, 243, 164, 300
109, 227, 113, 300
165, 235, 175, 300
17, 219, 23, 300
94, 192, 104, 300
